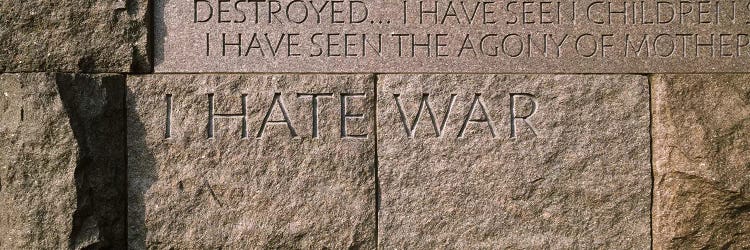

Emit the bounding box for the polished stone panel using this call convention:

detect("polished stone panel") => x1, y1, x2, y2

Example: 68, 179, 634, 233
156, 0, 750, 73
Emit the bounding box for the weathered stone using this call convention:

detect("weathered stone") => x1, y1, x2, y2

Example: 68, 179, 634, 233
0, 73, 126, 249
377, 74, 651, 248
155, 0, 750, 73
652, 74, 750, 249
127, 74, 376, 248
0, 0, 150, 73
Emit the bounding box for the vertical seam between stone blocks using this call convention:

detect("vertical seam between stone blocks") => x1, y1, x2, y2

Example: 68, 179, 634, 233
647, 74, 655, 250
372, 74, 380, 250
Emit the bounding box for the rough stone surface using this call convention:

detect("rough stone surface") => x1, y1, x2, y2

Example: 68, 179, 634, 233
652, 74, 750, 249
0, 0, 150, 73
0, 73, 126, 249
127, 74, 376, 248
377, 74, 651, 248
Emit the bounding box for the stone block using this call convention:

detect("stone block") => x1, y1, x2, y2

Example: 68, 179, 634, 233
377, 74, 651, 248
0, 0, 150, 72
652, 74, 750, 249
0, 73, 126, 248
127, 74, 376, 248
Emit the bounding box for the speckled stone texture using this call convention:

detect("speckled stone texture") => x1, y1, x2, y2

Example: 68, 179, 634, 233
652, 74, 750, 249
127, 74, 376, 248
377, 74, 651, 248
155, 0, 750, 73
0, 73, 126, 249
0, 0, 150, 73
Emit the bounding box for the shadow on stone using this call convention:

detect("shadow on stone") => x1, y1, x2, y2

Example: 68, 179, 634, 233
129, 0, 154, 73
152, 0, 167, 70
55, 74, 127, 249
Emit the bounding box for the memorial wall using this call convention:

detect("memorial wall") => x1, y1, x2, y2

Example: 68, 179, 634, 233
0, 0, 748, 249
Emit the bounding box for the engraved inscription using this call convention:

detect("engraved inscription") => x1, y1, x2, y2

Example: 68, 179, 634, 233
389, 92, 540, 139
165, 91, 537, 140
165, 92, 370, 140
157, 0, 750, 73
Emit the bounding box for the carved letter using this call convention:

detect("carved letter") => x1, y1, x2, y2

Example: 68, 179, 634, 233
257, 93, 298, 138
194, 0, 213, 22
297, 93, 333, 138
349, 1, 368, 23
207, 93, 248, 139
394, 93, 456, 138
510, 93, 538, 138
458, 93, 496, 138
340, 93, 368, 139
165, 94, 173, 139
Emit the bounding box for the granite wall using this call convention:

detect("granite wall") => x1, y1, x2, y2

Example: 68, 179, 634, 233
0, 0, 748, 249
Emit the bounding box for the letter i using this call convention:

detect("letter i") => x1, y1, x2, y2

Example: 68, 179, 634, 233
206, 33, 211, 56
165, 94, 173, 139
402, 1, 408, 24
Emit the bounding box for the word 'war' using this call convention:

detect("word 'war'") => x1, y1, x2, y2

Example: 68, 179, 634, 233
161, 92, 539, 139
392, 93, 538, 139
